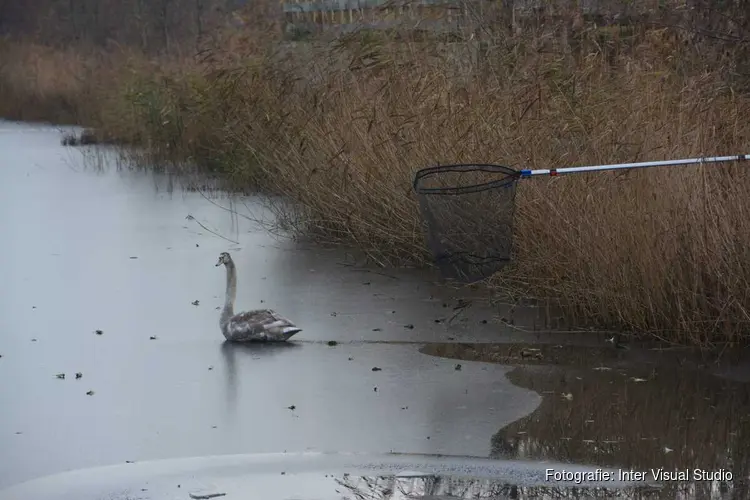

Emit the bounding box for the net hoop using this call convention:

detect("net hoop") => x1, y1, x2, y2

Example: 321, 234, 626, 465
413, 164, 520, 196
413, 163, 519, 282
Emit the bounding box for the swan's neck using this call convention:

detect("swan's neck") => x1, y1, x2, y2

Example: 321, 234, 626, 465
221, 262, 237, 324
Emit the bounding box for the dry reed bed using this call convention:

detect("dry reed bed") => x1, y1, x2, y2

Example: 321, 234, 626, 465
0, 42, 89, 123
2, 24, 750, 346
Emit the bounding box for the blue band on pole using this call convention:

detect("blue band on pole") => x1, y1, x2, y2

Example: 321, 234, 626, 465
520, 170, 532, 177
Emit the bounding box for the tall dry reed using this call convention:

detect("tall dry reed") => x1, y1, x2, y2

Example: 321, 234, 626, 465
210, 27, 750, 345
3, 13, 750, 345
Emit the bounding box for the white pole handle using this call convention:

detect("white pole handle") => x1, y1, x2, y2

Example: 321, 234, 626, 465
519, 155, 750, 178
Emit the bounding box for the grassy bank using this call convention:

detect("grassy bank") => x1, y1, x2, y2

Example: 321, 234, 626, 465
3, 15, 750, 347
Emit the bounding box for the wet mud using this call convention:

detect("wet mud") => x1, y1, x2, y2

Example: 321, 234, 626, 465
423, 342, 750, 499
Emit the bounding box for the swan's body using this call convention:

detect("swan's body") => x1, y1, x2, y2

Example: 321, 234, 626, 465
216, 252, 302, 342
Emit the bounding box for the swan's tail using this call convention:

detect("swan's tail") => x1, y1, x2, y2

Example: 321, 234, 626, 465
282, 326, 302, 338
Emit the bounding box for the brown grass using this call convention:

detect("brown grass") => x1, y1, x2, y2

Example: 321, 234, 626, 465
2, 14, 750, 347
0, 40, 89, 123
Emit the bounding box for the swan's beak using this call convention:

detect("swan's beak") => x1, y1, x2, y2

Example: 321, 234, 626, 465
215, 260, 222, 267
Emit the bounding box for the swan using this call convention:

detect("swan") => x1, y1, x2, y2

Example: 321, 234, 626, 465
215, 252, 302, 342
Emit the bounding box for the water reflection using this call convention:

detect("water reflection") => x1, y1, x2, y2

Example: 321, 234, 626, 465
422, 343, 750, 499
333, 474, 662, 499
220, 341, 302, 415
491, 365, 749, 499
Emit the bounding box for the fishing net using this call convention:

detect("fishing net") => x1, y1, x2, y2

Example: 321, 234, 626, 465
413, 164, 520, 283
413, 155, 750, 282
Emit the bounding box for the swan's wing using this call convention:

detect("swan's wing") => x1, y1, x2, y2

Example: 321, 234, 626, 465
231, 309, 293, 329
227, 309, 301, 341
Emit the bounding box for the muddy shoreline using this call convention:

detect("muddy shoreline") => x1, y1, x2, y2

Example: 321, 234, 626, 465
422, 342, 750, 498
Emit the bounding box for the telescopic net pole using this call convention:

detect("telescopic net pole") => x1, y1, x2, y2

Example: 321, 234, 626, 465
519, 155, 750, 178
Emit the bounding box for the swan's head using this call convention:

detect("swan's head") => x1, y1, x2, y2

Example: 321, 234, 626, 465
215, 252, 232, 267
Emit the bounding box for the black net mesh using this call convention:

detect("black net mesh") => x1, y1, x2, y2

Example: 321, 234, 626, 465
413, 164, 520, 283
